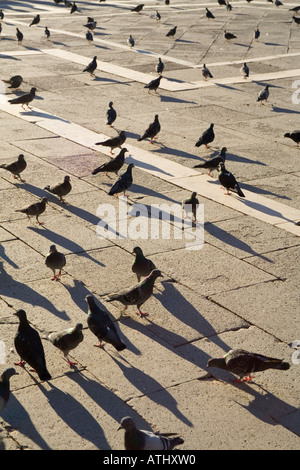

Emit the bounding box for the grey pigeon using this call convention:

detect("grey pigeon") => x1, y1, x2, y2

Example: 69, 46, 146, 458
132, 246, 156, 282
106, 101, 117, 127
131, 4, 144, 13
45, 244, 66, 280
29, 14, 40, 26
127, 35, 135, 47
87, 16, 95, 23
194, 146, 227, 176
15, 197, 47, 225
195, 123, 215, 148
182, 191, 199, 223
118, 417, 184, 450
207, 348, 290, 382
47, 323, 84, 366
96, 130, 126, 154
8, 87, 36, 110
92, 148, 127, 177
144, 75, 162, 94
83, 20, 97, 31
44, 175, 72, 203
85, 295, 126, 351
2, 75, 23, 90
275, 0, 283, 6
14, 310, 51, 382
108, 163, 134, 197
257, 84, 269, 104
292, 15, 300, 25
240, 62, 249, 78
138, 114, 160, 143
166, 26, 177, 38
70, 2, 78, 13
205, 8, 215, 19
0, 154, 26, 182
156, 57, 164, 74
202, 64, 213, 80
224, 30, 236, 40
45, 26, 50, 39
254, 28, 260, 40
0, 368, 18, 413
107, 269, 163, 317
218, 162, 245, 197
83, 56, 97, 77
284, 130, 300, 146
155, 10, 161, 21
86, 31, 93, 43
16, 28, 23, 44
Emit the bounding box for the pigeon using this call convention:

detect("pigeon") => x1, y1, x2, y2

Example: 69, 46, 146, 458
92, 148, 127, 176
0, 368, 18, 413
165, 0, 170, 4
195, 123, 215, 148
202, 64, 213, 80
127, 35, 135, 47
284, 130, 300, 146
15, 197, 47, 225
87, 17, 95, 23
226, 2, 232, 11
290, 5, 300, 11
47, 323, 84, 367
205, 8, 215, 19
108, 163, 134, 197
8, 87, 36, 110
0, 10, 4, 21
132, 247, 156, 282
86, 31, 93, 43
70, 2, 78, 13
166, 26, 177, 38
155, 10, 161, 21
240, 62, 249, 78
292, 16, 300, 25
218, 162, 245, 197
83, 21, 97, 31
182, 191, 199, 223
156, 57, 164, 74
118, 417, 184, 450
44, 175, 72, 203
218, 0, 226, 5
54, 0, 63, 3
96, 130, 126, 154
64, 0, 72, 6
45, 244, 66, 280
45, 26, 50, 39
85, 295, 126, 351
29, 14, 40, 26
16, 28, 23, 44
275, 0, 283, 6
14, 310, 51, 382
0, 154, 26, 182
138, 114, 160, 143
207, 348, 290, 382
106, 101, 117, 127
83, 56, 97, 77
131, 4, 144, 13
257, 84, 269, 104
2, 75, 23, 90
144, 75, 162, 94
107, 269, 163, 317
0, 23, 2, 36
224, 30, 236, 40
194, 146, 227, 176
254, 28, 260, 40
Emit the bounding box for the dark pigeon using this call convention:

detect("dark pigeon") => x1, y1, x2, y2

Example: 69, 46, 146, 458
166, 26, 177, 37
118, 417, 184, 450
132, 246, 156, 282
107, 269, 163, 317
224, 30, 236, 40
96, 130, 126, 154
108, 163, 134, 197
127, 35, 135, 47
44, 175, 72, 203
70, 2, 78, 13
2, 75, 23, 90
218, 162, 245, 197
202, 64, 213, 80
45, 26, 50, 39
8, 87, 36, 110
254, 28, 260, 40
155, 10, 161, 21
92, 148, 127, 177
47, 323, 84, 367
144, 75, 162, 94
83, 20, 97, 30
64, 0, 72, 6
16, 28, 23, 44
289, 5, 300, 11
257, 84, 269, 104
85, 295, 126, 351
240, 62, 249, 78
182, 191, 199, 223
207, 348, 290, 382
14, 310, 51, 382
83, 56, 97, 77
194, 146, 227, 176
131, 4, 144, 13
45, 244, 66, 281
0, 368, 18, 413
0, 154, 27, 182
226, 2, 232, 11
86, 31, 93, 43
156, 57, 164, 74
29, 14, 40, 26
205, 8, 215, 18
284, 130, 300, 146
106, 101, 117, 127
0, 10, 4, 20
218, 0, 226, 4
195, 123, 215, 148
138, 114, 160, 143
292, 15, 300, 25
15, 197, 47, 225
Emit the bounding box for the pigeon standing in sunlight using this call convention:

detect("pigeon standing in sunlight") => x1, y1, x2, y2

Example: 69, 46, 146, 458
218, 162, 245, 197
44, 175, 72, 204
106, 101, 117, 127
195, 123, 215, 148
83, 56, 97, 77
257, 84, 269, 104
84, 20, 97, 30
16, 28, 23, 44
47, 323, 84, 367
8, 87, 36, 110
182, 192, 199, 223
131, 4, 144, 13
29, 14, 40, 26
224, 30, 236, 40
2, 75, 23, 90
138, 114, 160, 144
45, 26, 50, 39
202, 64, 213, 80
127, 35, 135, 47
254, 28, 260, 40
132, 247, 157, 282
0, 154, 27, 182
0, 368, 18, 413
206, 8, 215, 19
45, 244, 66, 280
194, 147, 227, 176
108, 163, 134, 197
240, 62, 249, 78
86, 30, 93, 43
155, 10, 161, 21
156, 57, 164, 74
166, 26, 177, 38
92, 148, 127, 177
144, 75, 162, 94
96, 130, 126, 154
15, 197, 47, 225
70, 2, 78, 13
284, 130, 300, 146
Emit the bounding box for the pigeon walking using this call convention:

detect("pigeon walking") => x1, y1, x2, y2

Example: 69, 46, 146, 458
86, 31, 93, 43
240, 62, 249, 78
156, 57, 164, 75
257, 84, 269, 104
2, 75, 23, 90
0, 154, 26, 182
205, 8, 215, 19
224, 30, 236, 40
106, 101, 117, 127
70, 2, 78, 13
45, 26, 50, 39
83, 20, 97, 31
194, 146, 227, 176
108, 163, 134, 197
138, 114, 160, 143
182, 191, 199, 223
292, 16, 300, 25
0, 368, 18, 413
92, 148, 127, 177
127, 35, 135, 47
118, 417, 184, 450
16, 28, 23, 44
131, 4, 144, 13
65, 0, 72, 6
166, 26, 177, 38
85, 295, 126, 351
195, 123, 215, 148
47, 323, 84, 367
207, 349, 290, 382
8, 87, 36, 110
202, 64, 213, 80
144, 75, 162, 94
96, 130, 126, 154
107, 269, 163, 317
284, 130, 300, 146
83, 56, 97, 77
16, 197, 47, 225
44, 175, 72, 203
132, 247, 156, 282
29, 14, 40, 26
226, 2, 232, 11
218, 162, 245, 197
45, 244, 66, 280
14, 310, 51, 382
254, 28, 260, 40
155, 10, 161, 21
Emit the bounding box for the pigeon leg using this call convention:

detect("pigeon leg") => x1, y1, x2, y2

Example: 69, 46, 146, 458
137, 308, 149, 317
94, 342, 105, 348
67, 356, 78, 367
51, 270, 57, 281
58, 270, 62, 277
36, 217, 44, 225
14, 360, 26, 367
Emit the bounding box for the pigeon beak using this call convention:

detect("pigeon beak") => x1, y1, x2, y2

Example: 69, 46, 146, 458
117, 425, 122, 431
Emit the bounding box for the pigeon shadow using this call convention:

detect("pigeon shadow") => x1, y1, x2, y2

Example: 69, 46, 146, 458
0, 244, 19, 268
126, 154, 175, 178
0, 53, 20, 60
127, 202, 184, 225
20, 110, 69, 122
159, 94, 197, 105
214, 82, 244, 91
271, 105, 300, 115
92, 76, 129, 85
239, 182, 291, 200
240, 199, 294, 223
152, 143, 202, 162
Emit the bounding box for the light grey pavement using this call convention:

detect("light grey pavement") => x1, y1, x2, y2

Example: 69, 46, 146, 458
0, 0, 299, 451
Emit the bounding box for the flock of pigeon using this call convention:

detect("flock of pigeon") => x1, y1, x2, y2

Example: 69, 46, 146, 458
0, 0, 299, 451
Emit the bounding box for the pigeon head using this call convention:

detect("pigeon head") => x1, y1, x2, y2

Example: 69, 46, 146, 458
284, 133, 291, 138
118, 416, 136, 431
154, 114, 159, 120
93, 56, 97, 60
30, 87, 37, 93
109, 101, 113, 107
191, 191, 197, 198
148, 269, 163, 280
127, 163, 134, 170
64, 175, 70, 181
1, 368, 18, 381
133, 246, 143, 256
41, 197, 48, 204
206, 357, 227, 370
85, 294, 95, 306
218, 162, 225, 171
13, 309, 27, 320
49, 244, 57, 253
75, 323, 83, 331
18, 154, 25, 161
